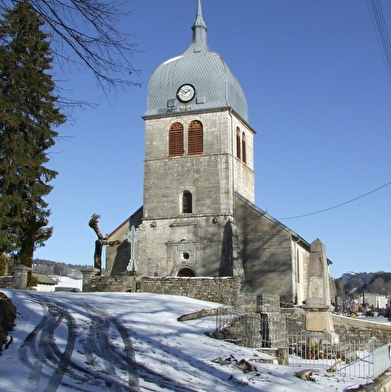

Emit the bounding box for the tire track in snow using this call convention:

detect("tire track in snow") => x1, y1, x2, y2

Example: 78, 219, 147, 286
18, 292, 139, 391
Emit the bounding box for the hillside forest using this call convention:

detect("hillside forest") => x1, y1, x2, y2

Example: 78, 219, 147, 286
335, 272, 391, 298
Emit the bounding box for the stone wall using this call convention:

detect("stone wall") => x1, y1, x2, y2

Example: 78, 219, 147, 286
140, 276, 241, 305
235, 196, 309, 303
91, 275, 137, 293
282, 308, 306, 335
283, 309, 391, 348
0, 265, 32, 290
333, 315, 391, 347
0, 276, 13, 289
260, 312, 287, 348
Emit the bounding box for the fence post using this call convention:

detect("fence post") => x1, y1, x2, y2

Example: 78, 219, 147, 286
277, 348, 288, 365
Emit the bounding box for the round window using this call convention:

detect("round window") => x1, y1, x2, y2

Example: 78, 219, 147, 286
183, 252, 190, 260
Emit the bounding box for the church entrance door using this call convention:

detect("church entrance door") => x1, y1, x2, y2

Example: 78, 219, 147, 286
177, 268, 196, 277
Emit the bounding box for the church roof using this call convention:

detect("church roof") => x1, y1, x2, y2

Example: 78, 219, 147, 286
144, 0, 248, 122
234, 193, 311, 250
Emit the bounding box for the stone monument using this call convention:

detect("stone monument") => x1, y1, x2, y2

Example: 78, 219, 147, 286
302, 239, 338, 343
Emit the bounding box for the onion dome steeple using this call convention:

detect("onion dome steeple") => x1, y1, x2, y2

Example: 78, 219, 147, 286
145, 0, 248, 123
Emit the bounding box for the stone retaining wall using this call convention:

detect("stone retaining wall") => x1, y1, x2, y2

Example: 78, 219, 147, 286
140, 276, 241, 304
91, 275, 137, 293
332, 315, 391, 347
0, 276, 13, 289
283, 309, 391, 348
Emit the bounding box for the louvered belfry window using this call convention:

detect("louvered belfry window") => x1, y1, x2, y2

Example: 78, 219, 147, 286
188, 120, 203, 155
242, 132, 246, 164
236, 127, 241, 159
169, 122, 184, 156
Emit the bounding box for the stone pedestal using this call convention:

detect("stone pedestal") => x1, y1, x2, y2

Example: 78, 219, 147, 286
80, 267, 100, 292
305, 312, 334, 332
11, 265, 31, 289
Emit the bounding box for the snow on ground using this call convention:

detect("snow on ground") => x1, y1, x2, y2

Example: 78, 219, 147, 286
0, 290, 366, 391
50, 276, 83, 291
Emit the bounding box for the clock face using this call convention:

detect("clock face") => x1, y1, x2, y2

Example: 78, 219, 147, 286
177, 84, 195, 103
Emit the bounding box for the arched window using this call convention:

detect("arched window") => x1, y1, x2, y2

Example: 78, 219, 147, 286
236, 127, 241, 159
182, 191, 192, 213
188, 120, 203, 155
169, 122, 183, 156
241, 132, 246, 164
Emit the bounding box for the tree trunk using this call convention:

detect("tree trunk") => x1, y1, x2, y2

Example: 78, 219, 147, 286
94, 239, 102, 275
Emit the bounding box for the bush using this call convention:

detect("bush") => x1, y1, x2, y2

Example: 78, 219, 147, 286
0, 292, 16, 352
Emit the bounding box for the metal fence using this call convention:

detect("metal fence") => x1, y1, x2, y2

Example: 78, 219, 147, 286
215, 305, 243, 332
373, 343, 391, 379
215, 305, 259, 347
214, 303, 391, 382
288, 333, 376, 380
256, 294, 280, 313
215, 305, 287, 348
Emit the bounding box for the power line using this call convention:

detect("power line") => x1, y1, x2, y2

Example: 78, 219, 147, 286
279, 180, 391, 220
367, 0, 391, 86
278, 4, 391, 221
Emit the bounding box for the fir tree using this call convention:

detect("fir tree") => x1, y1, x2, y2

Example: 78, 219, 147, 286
0, 0, 66, 269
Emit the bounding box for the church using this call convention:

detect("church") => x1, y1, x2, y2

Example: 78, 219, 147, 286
105, 0, 334, 304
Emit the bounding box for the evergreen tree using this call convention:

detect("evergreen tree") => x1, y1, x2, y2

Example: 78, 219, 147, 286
0, 0, 65, 269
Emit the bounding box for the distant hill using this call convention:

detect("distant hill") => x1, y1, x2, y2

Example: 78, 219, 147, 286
335, 271, 391, 297
32, 259, 88, 279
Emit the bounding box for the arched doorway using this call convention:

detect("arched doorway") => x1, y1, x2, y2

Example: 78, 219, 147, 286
177, 267, 196, 277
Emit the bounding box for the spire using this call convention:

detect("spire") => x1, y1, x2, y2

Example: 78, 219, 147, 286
190, 0, 208, 51
194, 0, 207, 29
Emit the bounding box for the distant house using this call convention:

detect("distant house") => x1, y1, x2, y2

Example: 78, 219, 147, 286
32, 273, 57, 292
364, 293, 388, 309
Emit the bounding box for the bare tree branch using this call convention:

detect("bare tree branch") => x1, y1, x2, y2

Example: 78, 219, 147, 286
89, 213, 105, 240
1, 0, 142, 96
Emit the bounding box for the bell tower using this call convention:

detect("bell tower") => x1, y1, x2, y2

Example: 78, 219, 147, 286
142, 0, 255, 222
138, 0, 254, 278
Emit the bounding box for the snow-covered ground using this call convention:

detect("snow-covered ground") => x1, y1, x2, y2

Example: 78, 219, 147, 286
50, 276, 83, 291
0, 290, 368, 391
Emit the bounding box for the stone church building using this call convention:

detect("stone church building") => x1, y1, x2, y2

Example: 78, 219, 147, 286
105, 0, 334, 304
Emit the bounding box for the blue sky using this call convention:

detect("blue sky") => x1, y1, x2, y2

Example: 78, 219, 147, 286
34, 0, 391, 278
